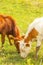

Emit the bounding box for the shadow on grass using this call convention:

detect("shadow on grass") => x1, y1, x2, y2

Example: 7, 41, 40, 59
0, 48, 43, 65
0, 48, 27, 65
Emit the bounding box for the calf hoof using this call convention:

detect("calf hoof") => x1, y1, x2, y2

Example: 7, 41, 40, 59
10, 44, 12, 46
18, 51, 20, 53
10, 42, 13, 46
2, 46, 4, 50
34, 55, 38, 60
1, 45, 4, 50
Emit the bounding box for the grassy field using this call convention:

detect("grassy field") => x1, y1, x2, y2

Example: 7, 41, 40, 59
0, 0, 43, 65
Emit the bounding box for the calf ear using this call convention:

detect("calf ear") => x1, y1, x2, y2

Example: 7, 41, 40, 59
25, 44, 30, 47
17, 41, 20, 43
21, 34, 25, 39
9, 35, 14, 39
9, 35, 19, 41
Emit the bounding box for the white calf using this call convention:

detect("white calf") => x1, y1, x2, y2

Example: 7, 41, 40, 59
18, 17, 43, 58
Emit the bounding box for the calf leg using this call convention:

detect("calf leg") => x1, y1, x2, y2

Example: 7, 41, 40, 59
35, 38, 41, 59
36, 46, 40, 59
7, 35, 13, 45
1, 34, 5, 47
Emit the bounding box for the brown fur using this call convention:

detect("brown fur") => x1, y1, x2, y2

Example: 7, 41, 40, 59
26, 44, 30, 47
24, 28, 38, 43
0, 15, 24, 52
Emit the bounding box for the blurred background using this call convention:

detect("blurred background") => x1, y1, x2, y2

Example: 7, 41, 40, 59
0, 0, 43, 33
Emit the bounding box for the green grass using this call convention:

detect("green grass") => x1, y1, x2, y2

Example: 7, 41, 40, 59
0, 0, 43, 65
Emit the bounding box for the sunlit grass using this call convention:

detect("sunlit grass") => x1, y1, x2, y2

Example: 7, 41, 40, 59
0, 0, 43, 65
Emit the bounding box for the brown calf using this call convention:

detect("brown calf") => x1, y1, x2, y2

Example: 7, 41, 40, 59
0, 15, 24, 52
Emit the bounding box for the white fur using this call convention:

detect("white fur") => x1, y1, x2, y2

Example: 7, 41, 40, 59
19, 40, 31, 58
19, 17, 43, 58
25, 17, 43, 38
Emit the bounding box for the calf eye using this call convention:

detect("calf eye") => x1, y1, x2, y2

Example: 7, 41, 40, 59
26, 44, 30, 47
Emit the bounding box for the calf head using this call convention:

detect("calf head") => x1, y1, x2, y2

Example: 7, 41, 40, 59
17, 40, 31, 58
14, 35, 25, 53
